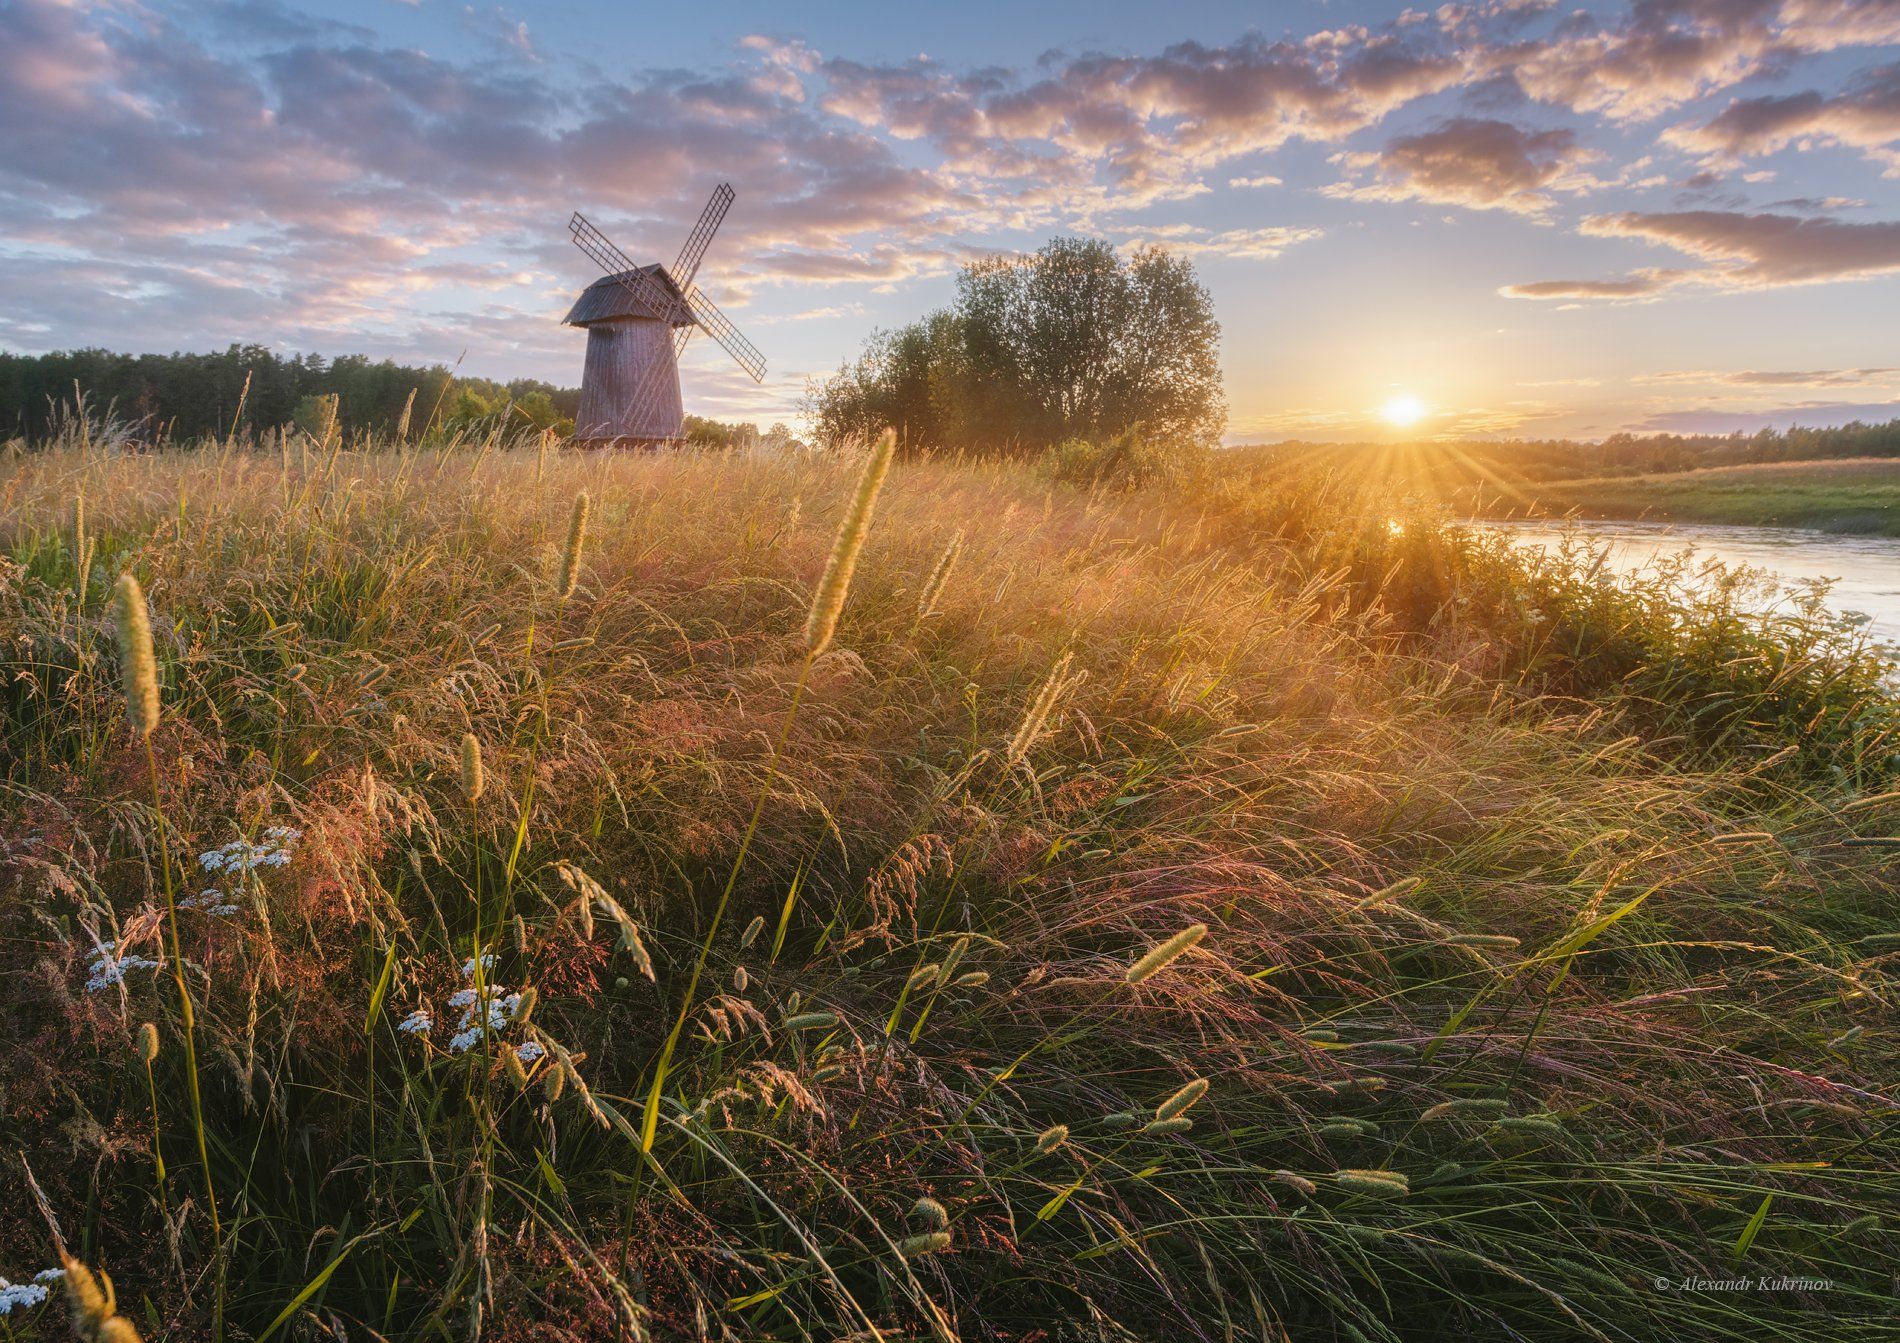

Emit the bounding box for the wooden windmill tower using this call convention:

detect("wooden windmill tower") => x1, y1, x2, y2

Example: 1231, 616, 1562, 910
565, 184, 767, 446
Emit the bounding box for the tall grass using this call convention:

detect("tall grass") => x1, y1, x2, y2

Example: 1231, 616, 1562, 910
0, 429, 1894, 1341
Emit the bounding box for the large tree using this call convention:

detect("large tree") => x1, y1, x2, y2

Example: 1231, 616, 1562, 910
807, 237, 1224, 455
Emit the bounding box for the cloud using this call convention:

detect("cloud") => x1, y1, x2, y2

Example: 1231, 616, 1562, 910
0, 0, 991, 376
1627, 399, 1900, 433
818, 29, 1473, 204
1325, 116, 1598, 213
1664, 61, 1900, 170
1501, 269, 1688, 299
1635, 366, 1900, 385
1587, 208, 1900, 283
1508, 0, 1900, 122
1119, 225, 1323, 259
1504, 209, 1900, 298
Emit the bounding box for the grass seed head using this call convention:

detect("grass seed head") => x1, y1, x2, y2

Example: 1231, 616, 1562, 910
1271, 1170, 1318, 1197
136, 1022, 159, 1066
896, 1231, 952, 1257
783, 1011, 838, 1031
559, 491, 590, 599
1126, 923, 1208, 984
917, 527, 965, 619
459, 732, 484, 802
1335, 1169, 1409, 1198
59, 1252, 140, 1343
806, 428, 895, 657
1154, 1078, 1209, 1122
911, 1196, 949, 1229
1033, 1124, 1070, 1154
905, 963, 942, 992
111, 573, 160, 740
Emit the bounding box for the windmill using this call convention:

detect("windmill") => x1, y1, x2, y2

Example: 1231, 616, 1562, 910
564, 184, 766, 446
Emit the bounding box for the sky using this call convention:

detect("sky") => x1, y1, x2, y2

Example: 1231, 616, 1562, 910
3, 0, 1900, 443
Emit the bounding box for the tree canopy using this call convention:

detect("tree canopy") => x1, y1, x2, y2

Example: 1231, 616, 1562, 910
806, 237, 1225, 456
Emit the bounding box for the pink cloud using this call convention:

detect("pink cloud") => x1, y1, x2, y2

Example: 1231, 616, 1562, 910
1326, 116, 1599, 213
1504, 208, 1900, 298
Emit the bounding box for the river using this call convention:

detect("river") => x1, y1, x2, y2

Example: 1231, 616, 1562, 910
1471, 519, 1900, 647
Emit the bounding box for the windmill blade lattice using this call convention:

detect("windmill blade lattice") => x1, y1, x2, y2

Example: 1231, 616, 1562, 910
569, 212, 687, 322
673, 183, 734, 289
683, 286, 766, 383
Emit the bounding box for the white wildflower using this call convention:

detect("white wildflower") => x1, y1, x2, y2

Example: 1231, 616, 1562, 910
0, 1282, 50, 1314
514, 1041, 546, 1063
397, 1010, 432, 1035
197, 828, 301, 877
85, 942, 162, 992
461, 953, 496, 978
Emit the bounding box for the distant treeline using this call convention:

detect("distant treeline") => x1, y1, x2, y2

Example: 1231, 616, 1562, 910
1503, 421, 1900, 476
1264, 418, 1900, 479
0, 345, 580, 441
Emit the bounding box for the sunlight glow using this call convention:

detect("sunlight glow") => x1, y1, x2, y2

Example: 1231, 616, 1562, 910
1380, 394, 1426, 429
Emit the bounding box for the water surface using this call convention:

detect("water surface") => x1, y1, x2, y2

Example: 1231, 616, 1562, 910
1471, 519, 1900, 646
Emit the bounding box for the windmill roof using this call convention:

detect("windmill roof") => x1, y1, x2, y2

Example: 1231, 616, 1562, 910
563, 265, 691, 326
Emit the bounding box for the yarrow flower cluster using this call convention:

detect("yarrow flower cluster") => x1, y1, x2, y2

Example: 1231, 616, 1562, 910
0, 1268, 63, 1315
85, 939, 162, 993
199, 826, 301, 875
398, 957, 540, 1061
179, 888, 240, 916
447, 985, 525, 1053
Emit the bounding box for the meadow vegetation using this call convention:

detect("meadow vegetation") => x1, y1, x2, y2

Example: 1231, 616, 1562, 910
1, 419, 1897, 1342
1476, 458, 1900, 536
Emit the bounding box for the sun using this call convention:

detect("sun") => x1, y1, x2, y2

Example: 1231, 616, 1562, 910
1380, 394, 1427, 429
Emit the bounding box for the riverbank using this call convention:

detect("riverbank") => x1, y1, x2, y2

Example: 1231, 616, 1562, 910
2, 440, 1896, 1341
1469, 457, 1900, 536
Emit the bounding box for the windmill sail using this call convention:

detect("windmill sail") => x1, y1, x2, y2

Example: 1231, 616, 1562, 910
684, 285, 766, 382
674, 184, 735, 289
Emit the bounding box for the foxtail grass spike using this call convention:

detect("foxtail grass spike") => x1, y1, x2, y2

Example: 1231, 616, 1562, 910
112, 573, 160, 740
895, 1231, 952, 1257
1155, 1078, 1209, 1122
395, 386, 416, 442
59, 1252, 142, 1343
137, 1022, 159, 1065
1126, 923, 1208, 984
460, 732, 485, 803
559, 491, 590, 599
805, 429, 895, 657
917, 527, 965, 619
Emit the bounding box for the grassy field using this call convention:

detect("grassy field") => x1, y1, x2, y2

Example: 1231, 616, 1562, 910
1467, 458, 1900, 535
2, 431, 1898, 1342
